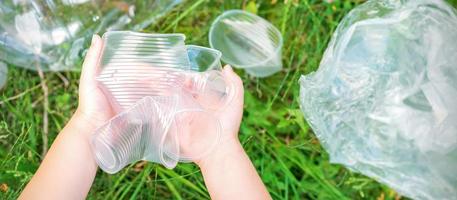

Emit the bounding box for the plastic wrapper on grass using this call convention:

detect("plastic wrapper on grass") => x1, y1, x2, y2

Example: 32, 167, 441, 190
299, 0, 457, 199
0, 0, 181, 71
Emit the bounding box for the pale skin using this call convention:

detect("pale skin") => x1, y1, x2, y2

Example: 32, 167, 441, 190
19, 35, 271, 200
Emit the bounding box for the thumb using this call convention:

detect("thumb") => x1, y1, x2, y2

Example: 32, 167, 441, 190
223, 65, 244, 108
80, 34, 103, 86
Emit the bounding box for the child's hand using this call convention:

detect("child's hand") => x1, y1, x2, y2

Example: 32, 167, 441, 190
216, 66, 245, 142
169, 65, 244, 163
191, 65, 245, 166
19, 35, 109, 199
75, 35, 114, 131
187, 67, 271, 199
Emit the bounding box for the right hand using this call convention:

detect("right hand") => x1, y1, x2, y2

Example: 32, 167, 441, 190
177, 65, 245, 165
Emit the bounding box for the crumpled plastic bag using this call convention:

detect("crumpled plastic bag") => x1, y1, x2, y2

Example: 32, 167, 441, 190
299, 0, 457, 199
0, 0, 181, 71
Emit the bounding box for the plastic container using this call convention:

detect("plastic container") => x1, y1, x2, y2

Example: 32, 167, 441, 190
209, 10, 283, 77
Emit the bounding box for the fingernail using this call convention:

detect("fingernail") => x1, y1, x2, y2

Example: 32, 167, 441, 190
224, 65, 233, 72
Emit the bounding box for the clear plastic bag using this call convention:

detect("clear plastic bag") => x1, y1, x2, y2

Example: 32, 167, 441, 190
299, 0, 457, 199
0, 0, 182, 71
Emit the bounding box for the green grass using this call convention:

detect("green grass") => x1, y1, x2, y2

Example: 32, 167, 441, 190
1, 0, 457, 199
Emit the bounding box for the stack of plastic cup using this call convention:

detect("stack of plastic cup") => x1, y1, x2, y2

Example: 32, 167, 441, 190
92, 96, 180, 172
209, 10, 283, 77
96, 32, 190, 112
92, 31, 231, 173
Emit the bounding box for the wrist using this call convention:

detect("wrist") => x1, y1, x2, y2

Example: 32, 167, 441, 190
195, 138, 244, 169
74, 108, 106, 128
66, 110, 101, 138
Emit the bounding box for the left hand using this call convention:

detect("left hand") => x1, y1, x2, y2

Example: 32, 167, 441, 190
74, 35, 114, 132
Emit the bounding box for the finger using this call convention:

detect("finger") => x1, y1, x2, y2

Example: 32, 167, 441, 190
223, 65, 244, 106
80, 34, 103, 85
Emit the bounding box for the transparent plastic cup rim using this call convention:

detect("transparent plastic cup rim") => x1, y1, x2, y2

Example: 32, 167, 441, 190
186, 45, 223, 71
102, 31, 186, 41
92, 135, 119, 173
186, 70, 237, 111
93, 124, 178, 172
208, 9, 283, 69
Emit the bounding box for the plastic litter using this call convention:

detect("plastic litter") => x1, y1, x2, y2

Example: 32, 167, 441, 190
92, 93, 223, 173
185, 45, 228, 110
209, 10, 283, 77
0, 0, 182, 71
92, 31, 231, 173
167, 94, 223, 162
0, 62, 7, 89
92, 96, 181, 173
299, 0, 457, 199
96, 31, 229, 112
96, 31, 189, 112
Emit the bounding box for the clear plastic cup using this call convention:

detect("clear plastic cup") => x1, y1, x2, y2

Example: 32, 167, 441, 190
164, 91, 222, 162
96, 31, 190, 112
186, 45, 222, 71
92, 93, 223, 174
183, 70, 232, 110
92, 31, 231, 173
209, 10, 283, 77
183, 45, 231, 110
92, 96, 180, 173
96, 31, 230, 113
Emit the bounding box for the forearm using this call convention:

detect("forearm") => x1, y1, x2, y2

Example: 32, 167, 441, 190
19, 113, 98, 200
197, 139, 271, 200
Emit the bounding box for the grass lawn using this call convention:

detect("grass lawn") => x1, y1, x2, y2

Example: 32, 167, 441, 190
1, 0, 457, 199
